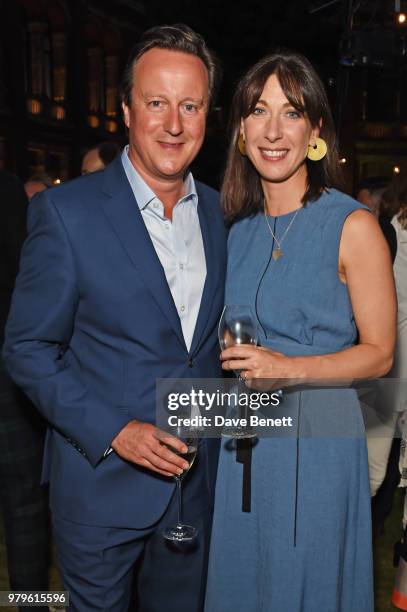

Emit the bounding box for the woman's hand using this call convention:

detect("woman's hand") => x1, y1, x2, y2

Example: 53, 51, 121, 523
221, 344, 295, 381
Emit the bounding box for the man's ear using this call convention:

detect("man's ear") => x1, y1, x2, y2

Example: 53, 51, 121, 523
122, 101, 130, 128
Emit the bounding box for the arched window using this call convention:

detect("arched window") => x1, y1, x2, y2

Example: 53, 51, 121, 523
85, 20, 122, 132
86, 20, 104, 128
48, 1, 68, 120
22, 0, 68, 119
104, 27, 121, 133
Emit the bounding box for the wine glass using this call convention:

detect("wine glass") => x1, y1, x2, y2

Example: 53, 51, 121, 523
162, 424, 199, 542
218, 305, 258, 438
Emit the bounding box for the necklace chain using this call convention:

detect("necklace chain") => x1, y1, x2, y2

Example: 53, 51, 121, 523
263, 201, 300, 260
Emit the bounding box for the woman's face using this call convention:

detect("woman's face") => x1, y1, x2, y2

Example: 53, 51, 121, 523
241, 73, 320, 186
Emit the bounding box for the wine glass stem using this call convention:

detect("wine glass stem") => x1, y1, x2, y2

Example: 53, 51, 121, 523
237, 375, 248, 421
175, 476, 182, 526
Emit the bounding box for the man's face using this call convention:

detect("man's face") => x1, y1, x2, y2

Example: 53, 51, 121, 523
356, 188, 378, 216
122, 48, 209, 185
24, 180, 47, 201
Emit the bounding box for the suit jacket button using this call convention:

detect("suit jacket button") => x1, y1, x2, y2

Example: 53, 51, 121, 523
188, 358, 194, 368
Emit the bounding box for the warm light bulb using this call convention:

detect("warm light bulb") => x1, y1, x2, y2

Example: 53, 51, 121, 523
394, 166, 401, 174
339, 158, 347, 164
398, 13, 406, 23
54, 178, 61, 184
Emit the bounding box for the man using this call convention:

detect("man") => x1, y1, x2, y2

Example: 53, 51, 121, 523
4, 25, 226, 612
81, 141, 121, 175
356, 176, 387, 214
356, 176, 397, 261
0, 170, 48, 607
24, 174, 53, 201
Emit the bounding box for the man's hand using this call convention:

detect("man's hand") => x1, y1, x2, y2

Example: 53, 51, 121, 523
111, 421, 190, 477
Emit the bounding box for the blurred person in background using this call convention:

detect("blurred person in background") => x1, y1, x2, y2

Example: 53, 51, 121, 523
81, 141, 121, 175
356, 176, 397, 261
24, 174, 53, 202
376, 176, 407, 610
356, 176, 388, 214
0, 169, 49, 610
357, 176, 400, 538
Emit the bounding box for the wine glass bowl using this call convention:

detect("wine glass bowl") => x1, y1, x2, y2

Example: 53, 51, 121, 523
218, 306, 258, 439
168, 436, 198, 481
218, 306, 258, 351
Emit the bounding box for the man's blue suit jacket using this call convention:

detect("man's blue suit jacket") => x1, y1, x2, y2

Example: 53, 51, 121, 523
3, 157, 227, 528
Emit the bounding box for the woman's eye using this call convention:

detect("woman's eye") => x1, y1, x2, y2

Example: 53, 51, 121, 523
286, 110, 301, 118
253, 107, 266, 115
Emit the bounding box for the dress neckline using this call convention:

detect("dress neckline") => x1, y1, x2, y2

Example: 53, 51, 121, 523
264, 206, 303, 220
263, 189, 330, 220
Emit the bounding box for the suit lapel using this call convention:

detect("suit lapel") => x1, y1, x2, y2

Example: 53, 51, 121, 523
100, 159, 186, 350
189, 185, 220, 355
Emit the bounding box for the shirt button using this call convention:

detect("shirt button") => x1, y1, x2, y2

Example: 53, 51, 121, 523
153, 202, 158, 209
179, 263, 184, 270
180, 306, 185, 312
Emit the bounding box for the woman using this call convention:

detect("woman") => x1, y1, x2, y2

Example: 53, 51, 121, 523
205, 51, 396, 612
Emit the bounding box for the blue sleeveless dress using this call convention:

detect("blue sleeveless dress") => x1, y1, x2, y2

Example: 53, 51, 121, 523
204, 190, 373, 612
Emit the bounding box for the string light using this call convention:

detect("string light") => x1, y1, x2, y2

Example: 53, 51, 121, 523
398, 12, 407, 23
394, 166, 401, 174
339, 158, 347, 164
54, 178, 61, 184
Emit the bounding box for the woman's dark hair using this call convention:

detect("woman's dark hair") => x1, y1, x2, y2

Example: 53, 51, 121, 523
381, 175, 407, 229
120, 23, 221, 109
221, 50, 343, 221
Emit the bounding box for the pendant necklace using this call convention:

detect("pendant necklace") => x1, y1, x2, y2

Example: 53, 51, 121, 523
263, 201, 300, 261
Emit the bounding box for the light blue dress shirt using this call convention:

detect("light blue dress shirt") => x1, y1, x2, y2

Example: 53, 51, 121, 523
121, 146, 207, 352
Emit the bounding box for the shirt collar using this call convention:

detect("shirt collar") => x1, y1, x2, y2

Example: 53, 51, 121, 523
121, 145, 198, 212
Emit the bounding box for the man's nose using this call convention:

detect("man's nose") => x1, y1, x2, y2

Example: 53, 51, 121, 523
164, 107, 183, 136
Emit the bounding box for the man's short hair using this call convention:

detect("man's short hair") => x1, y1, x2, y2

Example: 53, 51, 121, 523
96, 141, 121, 166
25, 173, 54, 188
357, 176, 389, 196
120, 23, 221, 109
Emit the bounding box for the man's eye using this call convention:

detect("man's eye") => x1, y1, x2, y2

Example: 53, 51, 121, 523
149, 100, 163, 108
184, 104, 198, 113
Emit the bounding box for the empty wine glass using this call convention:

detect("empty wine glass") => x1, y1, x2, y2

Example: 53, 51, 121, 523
218, 305, 258, 438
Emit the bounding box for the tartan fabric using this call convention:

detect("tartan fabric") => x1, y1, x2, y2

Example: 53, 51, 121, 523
0, 365, 49, 592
